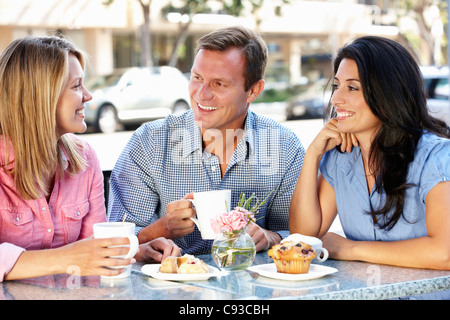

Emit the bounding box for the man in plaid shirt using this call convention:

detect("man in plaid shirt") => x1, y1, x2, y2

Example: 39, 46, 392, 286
108, 26, 305, 255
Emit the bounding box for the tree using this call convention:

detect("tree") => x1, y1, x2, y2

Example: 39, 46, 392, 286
104, 0, 289, 68
162, 0, 289, 67
397, 0, 447, 65
103, 0, 153, 67
161, 0, 212, 67
138, 0, 153, 67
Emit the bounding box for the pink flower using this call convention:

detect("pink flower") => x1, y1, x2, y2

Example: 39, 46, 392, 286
210, 207, 255, 234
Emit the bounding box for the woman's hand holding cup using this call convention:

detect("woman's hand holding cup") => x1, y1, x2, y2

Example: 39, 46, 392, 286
93, 222, 139, 279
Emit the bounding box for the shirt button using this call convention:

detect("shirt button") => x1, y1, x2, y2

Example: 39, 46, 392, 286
47, 229, 52, 233
77, 211, 81, 216
42, 207, 46, 211
211, 166, 216, 172
16, 217, 20, 222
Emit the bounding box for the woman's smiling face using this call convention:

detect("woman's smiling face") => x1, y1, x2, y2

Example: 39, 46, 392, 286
331, 58, 381, 140
55, 53, 92, 136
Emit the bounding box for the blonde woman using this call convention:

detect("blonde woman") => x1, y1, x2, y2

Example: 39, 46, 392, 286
0, 36, 179, 281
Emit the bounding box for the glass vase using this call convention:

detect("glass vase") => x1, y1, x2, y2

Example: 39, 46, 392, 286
211, 228, 256, 271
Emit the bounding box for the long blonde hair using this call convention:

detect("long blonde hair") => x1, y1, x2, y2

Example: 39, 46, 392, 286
0, 35, 87, 200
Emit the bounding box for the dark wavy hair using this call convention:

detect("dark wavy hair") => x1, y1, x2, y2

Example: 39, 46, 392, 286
326, 36, 450, 230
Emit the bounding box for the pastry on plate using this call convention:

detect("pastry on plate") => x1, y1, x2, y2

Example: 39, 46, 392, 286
177, 257, 209, 274
159, 254, 209, 274
268, 241, 316, 274
159, 256, 179, 273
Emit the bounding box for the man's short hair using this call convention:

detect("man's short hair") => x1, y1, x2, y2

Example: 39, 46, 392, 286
195, 25, 268, 91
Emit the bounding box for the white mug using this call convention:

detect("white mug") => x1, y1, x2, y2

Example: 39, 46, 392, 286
93, 222, 139, 279
188, 189, 231, 239
282, 233, 329, 263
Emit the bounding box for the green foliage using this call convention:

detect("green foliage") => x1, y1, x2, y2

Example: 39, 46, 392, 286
255, 84, 305, 103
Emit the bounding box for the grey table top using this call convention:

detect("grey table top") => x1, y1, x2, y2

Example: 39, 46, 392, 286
2, 251, 449, 301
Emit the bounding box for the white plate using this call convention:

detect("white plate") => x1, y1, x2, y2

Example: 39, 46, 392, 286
248, 263, 338, 281
141, 264, 220, 281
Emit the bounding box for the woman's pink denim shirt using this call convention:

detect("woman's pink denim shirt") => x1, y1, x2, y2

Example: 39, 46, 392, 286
0, 135, 106, 281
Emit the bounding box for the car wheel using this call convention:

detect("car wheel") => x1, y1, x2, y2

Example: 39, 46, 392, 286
97, 104, 118, 134
172, 100, 190, 115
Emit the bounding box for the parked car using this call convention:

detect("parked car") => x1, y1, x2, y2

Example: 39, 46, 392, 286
285, 80, 331, 120
420, 66, 450, 125
84, 66, 191, 133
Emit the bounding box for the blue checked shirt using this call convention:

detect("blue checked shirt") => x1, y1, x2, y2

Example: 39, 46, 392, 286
108, 110, 304, 254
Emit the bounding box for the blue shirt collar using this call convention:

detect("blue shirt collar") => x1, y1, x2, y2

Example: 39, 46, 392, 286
181, 110, 255, 159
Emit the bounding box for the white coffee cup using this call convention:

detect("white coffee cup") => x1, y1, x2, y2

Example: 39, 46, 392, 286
188, 189, 231, 239
282, 233, 329, 263
93, 222, 139, 279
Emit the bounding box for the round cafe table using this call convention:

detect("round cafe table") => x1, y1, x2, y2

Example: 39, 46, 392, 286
1, 251, 449, 301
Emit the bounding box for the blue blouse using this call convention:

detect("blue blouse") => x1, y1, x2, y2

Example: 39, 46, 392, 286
320, 132, 450, 241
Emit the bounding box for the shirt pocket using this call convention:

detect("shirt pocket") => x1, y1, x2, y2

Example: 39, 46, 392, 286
0, 207, 34, 248
61, 201, 89, 244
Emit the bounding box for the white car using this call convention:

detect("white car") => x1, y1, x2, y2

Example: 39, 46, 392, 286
84, 66, 190, 133
420, 66, 450, 125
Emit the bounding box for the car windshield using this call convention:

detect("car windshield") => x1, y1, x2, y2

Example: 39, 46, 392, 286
435, 79, 449, 99
85, 71, 125, 90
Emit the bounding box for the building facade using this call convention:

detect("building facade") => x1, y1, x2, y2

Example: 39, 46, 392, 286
0, 0, 399, 84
